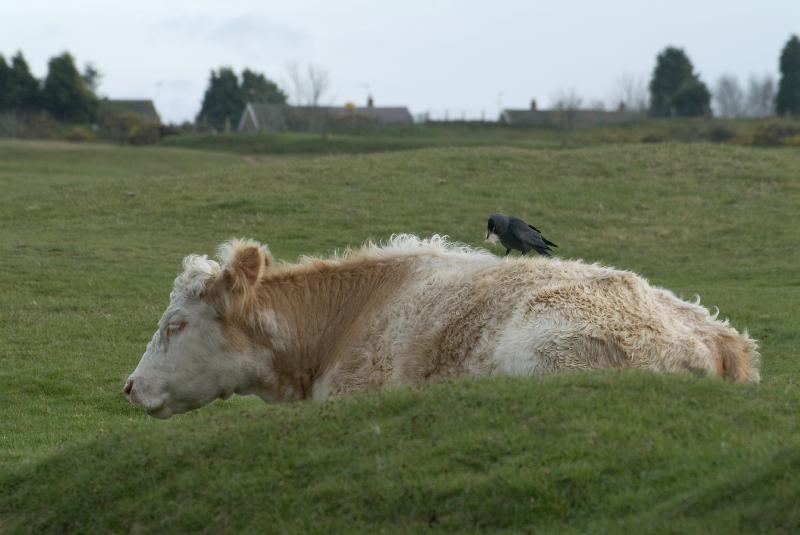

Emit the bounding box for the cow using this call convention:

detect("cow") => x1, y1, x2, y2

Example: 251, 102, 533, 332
124, 235, 760, 419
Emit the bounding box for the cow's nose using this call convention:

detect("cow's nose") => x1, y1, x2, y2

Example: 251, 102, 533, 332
124, 378, 134, 397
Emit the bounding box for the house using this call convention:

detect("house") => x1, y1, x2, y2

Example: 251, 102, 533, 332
238, 102, 413, 133
98, 99, 161, 125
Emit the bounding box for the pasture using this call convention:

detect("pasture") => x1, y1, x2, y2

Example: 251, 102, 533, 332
1, 137, 799, 533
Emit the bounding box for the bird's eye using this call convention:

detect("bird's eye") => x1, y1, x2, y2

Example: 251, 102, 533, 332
166, 321, 187, 337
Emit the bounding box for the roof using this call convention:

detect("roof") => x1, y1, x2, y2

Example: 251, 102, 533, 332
500, 108, 642, 127
239, 103, 413, 132
351, 107, 414, 123
99, 99, 161, 124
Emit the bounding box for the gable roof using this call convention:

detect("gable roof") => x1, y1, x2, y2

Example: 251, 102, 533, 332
352, 107, 414, 123
99, 99, 161, 124
239, 103, 413, 132
500, 108, 642, 127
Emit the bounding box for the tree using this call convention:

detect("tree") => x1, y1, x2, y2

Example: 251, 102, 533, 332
41, 52, 98, 122
82, 63, 102, 94
0, 55, 11, 111
649, 47, 710, 117
745, 75, 776, 117
305, 65, 329, 106
671, 78, 711, 117
776, 35, 800, 115
196, 67, 244, 131
286, 62, 330, 106
240, 69, 287, 105
550, 88, 583, 129
196, 67, 288, 130
551, 87, 583, 110
610, 73, 648, 112
9, 52, 41, 111
714, 74, 744, 118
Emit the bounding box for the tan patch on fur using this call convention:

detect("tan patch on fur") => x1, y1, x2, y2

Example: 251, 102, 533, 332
221, 256, 414, 399
408, 275, 513, 382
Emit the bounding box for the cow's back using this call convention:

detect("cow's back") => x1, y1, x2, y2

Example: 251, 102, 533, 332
314, 251, 760, 398
489, 262, 760, 381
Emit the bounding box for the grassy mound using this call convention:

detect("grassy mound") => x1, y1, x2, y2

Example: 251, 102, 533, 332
3, 374, 799, 533
1, 139, 798, 533
159, 126, 566, 155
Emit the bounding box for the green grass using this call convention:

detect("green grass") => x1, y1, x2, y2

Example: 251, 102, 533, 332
1, 138, 799, 533
159, 125, 568, 155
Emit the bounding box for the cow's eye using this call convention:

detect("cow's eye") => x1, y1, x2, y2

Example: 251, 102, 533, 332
166, 321, 187, 337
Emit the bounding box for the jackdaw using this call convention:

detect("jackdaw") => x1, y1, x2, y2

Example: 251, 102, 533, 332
486, 213, 558, 256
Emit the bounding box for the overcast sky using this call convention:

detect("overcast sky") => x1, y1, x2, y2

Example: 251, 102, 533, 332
1, 0, 797, 123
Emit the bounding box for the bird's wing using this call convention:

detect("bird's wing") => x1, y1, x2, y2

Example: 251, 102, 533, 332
527, 224, 557, 247
511, 220, 556, 254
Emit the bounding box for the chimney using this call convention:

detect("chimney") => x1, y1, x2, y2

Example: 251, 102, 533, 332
530, 99, 537, 111
367, 94, 374, 108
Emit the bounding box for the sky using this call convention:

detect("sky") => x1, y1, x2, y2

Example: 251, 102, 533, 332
1, 0, 797, 123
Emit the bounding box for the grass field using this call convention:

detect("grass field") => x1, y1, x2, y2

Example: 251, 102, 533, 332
1, 137, 799, 533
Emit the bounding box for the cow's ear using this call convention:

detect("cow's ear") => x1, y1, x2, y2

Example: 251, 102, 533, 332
218, 239, 272, 294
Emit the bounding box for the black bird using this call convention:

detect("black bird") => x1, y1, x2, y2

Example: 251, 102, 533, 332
486, 213, 558, 256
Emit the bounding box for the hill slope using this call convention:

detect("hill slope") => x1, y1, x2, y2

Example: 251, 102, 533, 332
3, 375, 800, 533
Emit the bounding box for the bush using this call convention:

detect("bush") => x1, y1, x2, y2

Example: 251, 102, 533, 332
159, 123, 183, 138
751, 122, 800, 146
708, 126, 736, 143
783, 133, 800, 146
64, 125, 95, 142
0, 111, 62, 139
103, 112, 160, 145
641, 134, 664, 143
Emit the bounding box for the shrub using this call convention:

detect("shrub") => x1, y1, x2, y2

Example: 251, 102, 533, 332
0, 111, 62, 139
708, 126, 736, 143
64, 125, 95, 142
159, 123, 183, 138
103, 112, 160, 145
751, 122, 800, 146
783, 133, 800, 146
641, 134, 664, 143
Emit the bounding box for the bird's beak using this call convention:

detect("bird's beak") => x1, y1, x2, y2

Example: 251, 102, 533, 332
485, 231, 490, 240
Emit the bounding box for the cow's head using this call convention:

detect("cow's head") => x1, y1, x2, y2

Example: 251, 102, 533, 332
124, 239, 273, 419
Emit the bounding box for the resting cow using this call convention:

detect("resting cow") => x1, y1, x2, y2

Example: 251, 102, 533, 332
124, 235, 760, 419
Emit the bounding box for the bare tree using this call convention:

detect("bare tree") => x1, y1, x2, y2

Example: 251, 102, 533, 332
286, 62, 303, 105
551, 88, 583, 110
609, 73, 648, 112
714, 74, 745, 118
286, 62, 330, 106
744, 74, 776, 118
306, 65, 330, 107
588, 99, 606, 111
550, 88, 583, 129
